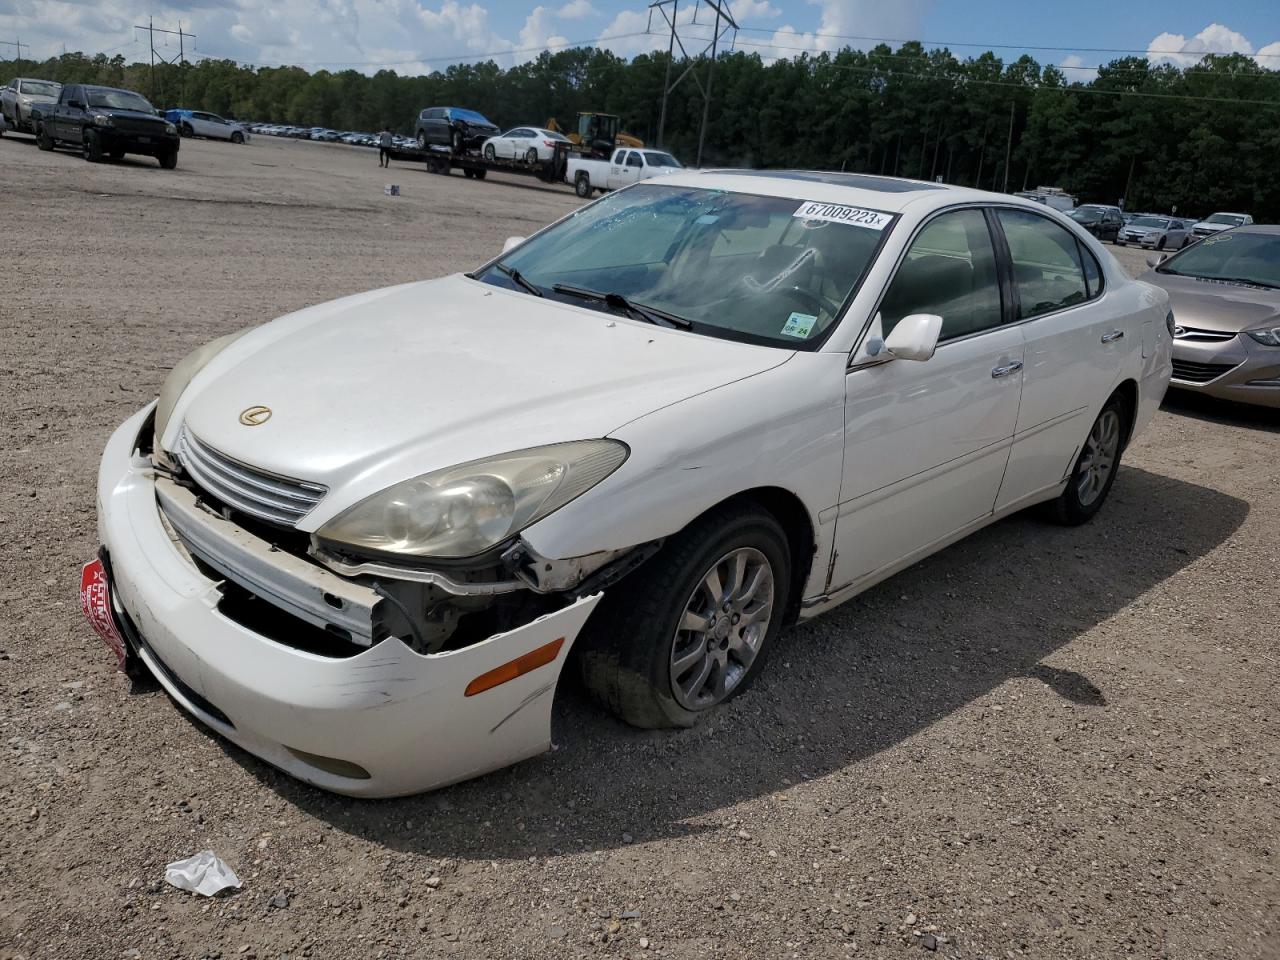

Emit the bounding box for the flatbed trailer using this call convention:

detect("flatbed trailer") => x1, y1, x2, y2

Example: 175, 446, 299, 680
383, 142, 575, 185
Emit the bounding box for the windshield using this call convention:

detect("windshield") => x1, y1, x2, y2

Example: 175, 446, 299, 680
86, 89, 154, 113
1070, 207, 1103, 221
1206, 213, 1245, 226
21, 80, 59, 97
478, 183, 894, 348
1131, 216, 1168, 229
643, 151, 681, 168
451, 108, 491, 125
1157, 232, 1280, 288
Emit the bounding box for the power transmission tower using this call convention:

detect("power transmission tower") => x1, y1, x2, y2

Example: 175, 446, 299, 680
0, 38, 29, 60
134, 19, 195, 105
647, 0, 737, 164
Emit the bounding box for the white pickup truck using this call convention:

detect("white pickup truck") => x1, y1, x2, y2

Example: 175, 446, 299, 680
566, 147, 684, 198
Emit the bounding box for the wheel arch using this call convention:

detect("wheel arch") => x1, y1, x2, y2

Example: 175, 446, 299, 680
1110, 377, 1139, 450
686, 486, 816, 626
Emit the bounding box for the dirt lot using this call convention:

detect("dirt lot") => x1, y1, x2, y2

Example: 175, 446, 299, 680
1, 133, 1277, 960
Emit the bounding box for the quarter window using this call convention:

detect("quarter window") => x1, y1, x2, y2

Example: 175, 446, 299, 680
880, 209, 1003, 341
998, 209, 1091, 318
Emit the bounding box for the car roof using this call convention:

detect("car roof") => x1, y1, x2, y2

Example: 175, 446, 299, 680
649, 169, 1054, 216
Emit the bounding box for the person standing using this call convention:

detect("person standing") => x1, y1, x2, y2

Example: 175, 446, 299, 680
378, 127, 393, 168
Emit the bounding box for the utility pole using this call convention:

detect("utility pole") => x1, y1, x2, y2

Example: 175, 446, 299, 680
0, 38, 29, 60
1001, 99, 1015, 193
135, 19, 196, 106
647, 0, 737, 158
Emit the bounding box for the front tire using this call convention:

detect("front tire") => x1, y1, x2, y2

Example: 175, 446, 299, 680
230, 131, 244, 144
483, 143, 495, 160
578, 504, 791, 729
451, 129, 464, 154
83, 129, 104, 162
37, 124, 53, 150
525, 147, 538, 164
1157, 237, 1167, 251
1049, 393, 1128, 526
158, 148, 178, 170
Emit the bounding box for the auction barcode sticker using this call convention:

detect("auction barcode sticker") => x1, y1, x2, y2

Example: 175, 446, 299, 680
793, 201, 892, 230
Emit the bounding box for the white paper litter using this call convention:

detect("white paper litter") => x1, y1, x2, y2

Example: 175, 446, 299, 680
164, 850, 242, 896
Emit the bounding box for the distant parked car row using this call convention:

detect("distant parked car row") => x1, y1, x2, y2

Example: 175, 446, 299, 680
246, 123, 416, 150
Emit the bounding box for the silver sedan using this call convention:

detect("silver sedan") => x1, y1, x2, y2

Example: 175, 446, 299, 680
1115, 216, 1190, 251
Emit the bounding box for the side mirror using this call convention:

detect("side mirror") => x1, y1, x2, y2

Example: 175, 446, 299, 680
883, 313, 943, 362
1147, 254, 1168, 268
502, 236, 525, 253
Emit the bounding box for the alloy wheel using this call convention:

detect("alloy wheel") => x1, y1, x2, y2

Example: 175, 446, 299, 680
669, 547, 775, 711
1077, 409, 1120, 507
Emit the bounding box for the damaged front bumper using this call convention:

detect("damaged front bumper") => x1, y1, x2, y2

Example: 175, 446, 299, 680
94, 403, 602, 797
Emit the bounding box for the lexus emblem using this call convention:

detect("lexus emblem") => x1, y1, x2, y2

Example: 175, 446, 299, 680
239, 405, 272, 426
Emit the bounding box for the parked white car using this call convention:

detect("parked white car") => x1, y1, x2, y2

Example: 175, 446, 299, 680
173, 110, 250, 143
1, 77, 62, 134
86, 171, 1171, 797
1189, 211, 1253, 242
482, 126, 569, 163
567, 147, 683, 198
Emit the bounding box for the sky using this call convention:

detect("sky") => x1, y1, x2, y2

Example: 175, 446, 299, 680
1, 0, 1278, 78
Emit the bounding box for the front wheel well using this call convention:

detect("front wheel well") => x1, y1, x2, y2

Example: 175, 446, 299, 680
689, 487, 816, 625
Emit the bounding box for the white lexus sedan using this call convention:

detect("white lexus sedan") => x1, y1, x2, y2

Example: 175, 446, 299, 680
86, 171, 1172, 797
481, 125, 569, 163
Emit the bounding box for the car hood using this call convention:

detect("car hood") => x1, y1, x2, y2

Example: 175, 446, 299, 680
1141, 270, 1280, 332
1192, 222, 1231, 231
172, 275, 792, 529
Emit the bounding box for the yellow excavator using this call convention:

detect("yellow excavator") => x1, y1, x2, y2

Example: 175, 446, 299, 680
546, 113, 643, 159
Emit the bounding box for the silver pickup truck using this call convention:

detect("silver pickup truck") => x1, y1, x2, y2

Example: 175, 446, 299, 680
566, 146, 683, 198
1, 77, 62, 135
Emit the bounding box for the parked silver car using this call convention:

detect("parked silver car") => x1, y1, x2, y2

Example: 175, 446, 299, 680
1, 77, 62, 134
1116, 216, 1190, 251
1141, 225, 1280, 408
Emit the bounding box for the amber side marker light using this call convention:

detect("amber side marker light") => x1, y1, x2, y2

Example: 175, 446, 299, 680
465, 637, 566, 697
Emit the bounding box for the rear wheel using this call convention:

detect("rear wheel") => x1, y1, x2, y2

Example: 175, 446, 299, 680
472, 167, 486, 180
1049, 393, 1127, 526
180, 122, 193, 138
83, 129, 104, 162
577, 504, 791, 729
416, 130, 427, 149
575, 171, 591, 198
451, 129, 463, 154
483, 143, 495, 160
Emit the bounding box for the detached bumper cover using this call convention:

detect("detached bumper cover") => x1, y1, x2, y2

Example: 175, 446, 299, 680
95, 404, 601, 797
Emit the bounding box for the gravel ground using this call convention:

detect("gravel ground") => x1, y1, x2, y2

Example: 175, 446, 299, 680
1, 134, 1277, 960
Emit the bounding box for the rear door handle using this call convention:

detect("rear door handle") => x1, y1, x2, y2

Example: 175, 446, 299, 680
991, 360, 1024, 379
1101, 330, 1125, 343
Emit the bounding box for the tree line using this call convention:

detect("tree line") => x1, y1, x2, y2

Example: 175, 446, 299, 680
9, 43, 1280, 218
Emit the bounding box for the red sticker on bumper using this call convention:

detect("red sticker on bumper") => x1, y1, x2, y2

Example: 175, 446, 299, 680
80, 559, 127, 670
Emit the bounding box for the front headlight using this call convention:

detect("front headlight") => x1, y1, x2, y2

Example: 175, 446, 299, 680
165, 122, 177, 135
154, 329, 253, 445
317, 440, 629, 559
92, 114, 112, 126
1246, 326, 1280, 346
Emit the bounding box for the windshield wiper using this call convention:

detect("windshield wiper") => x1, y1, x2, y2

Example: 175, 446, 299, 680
1211, 276, 1280, 289
551, 283, 692, 329
493, 263, 543, 297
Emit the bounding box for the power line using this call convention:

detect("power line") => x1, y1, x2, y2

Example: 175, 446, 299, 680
190, 31, 652, 70
0, 37, 29, 59
732, 25, 1280, 60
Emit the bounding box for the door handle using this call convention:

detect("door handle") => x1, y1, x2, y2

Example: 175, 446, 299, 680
1101, 330, 1124, 343
991, 360, 1024, 379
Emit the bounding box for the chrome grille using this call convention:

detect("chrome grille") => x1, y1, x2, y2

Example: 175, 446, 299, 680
1170, 359, 1238, 384
176, 427, 326, 527
1172, 325, 1236, 343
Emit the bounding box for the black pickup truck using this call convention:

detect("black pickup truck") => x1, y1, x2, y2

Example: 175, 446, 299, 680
37, 84, 180, 168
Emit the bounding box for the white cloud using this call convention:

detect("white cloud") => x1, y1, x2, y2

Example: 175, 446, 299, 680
1146, 22, 1279, 69
1058, 53, 1098, 84
556, 0, 598, 20
737, 0, 930, 62
518, 6, 569, 55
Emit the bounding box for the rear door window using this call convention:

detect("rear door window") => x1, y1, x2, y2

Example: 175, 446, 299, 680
996, 209, 1090, 318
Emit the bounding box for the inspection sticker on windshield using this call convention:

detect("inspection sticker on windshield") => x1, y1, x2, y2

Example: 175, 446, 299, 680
781, 312, 817, 338
793, 201, 891, 230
